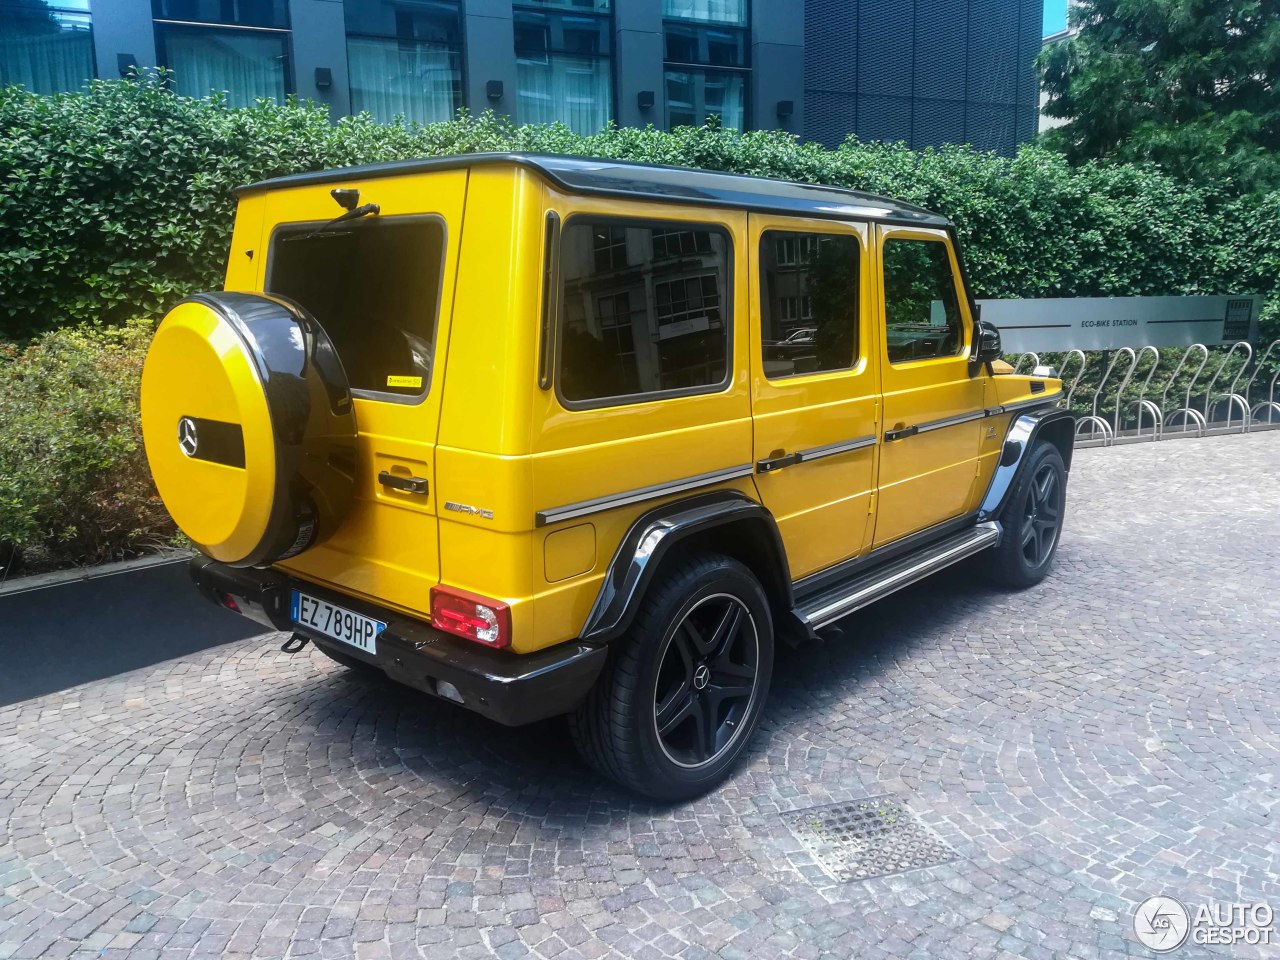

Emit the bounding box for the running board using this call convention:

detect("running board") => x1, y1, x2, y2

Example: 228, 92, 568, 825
797, 522, 1001, 629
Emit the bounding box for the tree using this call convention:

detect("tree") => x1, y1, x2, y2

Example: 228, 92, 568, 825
1038, 0, 1280, 193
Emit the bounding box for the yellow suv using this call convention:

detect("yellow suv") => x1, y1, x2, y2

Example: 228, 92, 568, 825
141, 153, 1073, 799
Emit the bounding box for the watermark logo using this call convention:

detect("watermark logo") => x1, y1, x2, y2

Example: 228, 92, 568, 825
1134, 897, 1274, 951
1134, 897, 1190, 953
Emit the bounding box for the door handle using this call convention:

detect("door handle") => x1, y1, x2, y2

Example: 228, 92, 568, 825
378, 471, 428, 495
757, 451, 800, 473
884, 423, 918, 442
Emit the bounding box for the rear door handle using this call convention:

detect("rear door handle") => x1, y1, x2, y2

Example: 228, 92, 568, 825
378, 471, 428, 495
757, 451, 800, 473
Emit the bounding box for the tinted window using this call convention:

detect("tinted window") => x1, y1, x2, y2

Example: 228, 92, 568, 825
760, 231, 859, 379
268, 218, 444, 398
557, 221, 731, 404
882, 238, 963, 364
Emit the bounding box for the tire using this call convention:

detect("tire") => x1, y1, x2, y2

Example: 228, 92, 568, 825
314, 641, 381, 675
570, 553, 774, 800
986, 441, 1067, 588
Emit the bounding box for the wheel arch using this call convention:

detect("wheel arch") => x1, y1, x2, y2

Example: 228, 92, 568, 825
978, 406, 1075, 523
578, 491, 800, 646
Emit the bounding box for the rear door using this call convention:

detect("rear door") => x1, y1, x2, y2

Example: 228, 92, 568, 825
748, 215, 879, 579
872, 225, 985, 547
260, 171, 467, 619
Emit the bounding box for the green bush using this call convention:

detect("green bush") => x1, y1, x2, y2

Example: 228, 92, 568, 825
2, 73, 1276, 342
0, 320, 176, 571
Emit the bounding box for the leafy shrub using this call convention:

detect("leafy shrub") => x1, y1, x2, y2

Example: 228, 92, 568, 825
0, 320, 176, 571
1, 74, 1276, 342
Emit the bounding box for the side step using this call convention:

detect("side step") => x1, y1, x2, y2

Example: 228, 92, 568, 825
797, 521, 1001, 629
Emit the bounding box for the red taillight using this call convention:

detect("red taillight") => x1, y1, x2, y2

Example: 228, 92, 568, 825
218, 592, 240, 612
430, 586, 511, 649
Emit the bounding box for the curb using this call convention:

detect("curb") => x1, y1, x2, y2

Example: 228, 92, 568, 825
0, 551, 195, 598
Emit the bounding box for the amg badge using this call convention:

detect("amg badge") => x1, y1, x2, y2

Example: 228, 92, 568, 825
445, 501, 494, 520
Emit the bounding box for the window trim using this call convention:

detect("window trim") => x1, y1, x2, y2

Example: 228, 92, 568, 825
759, 228, 863, 382
551, 213, 736, 412
879, 233, 969, 368
263, 213, 448, 407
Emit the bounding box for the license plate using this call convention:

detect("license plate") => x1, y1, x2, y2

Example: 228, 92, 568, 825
290, 590, 385, 655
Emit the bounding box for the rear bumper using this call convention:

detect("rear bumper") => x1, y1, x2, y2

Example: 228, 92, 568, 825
190, 557, 607, 726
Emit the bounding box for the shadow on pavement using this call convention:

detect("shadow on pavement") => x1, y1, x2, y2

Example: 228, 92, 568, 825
0, 561, 262, 707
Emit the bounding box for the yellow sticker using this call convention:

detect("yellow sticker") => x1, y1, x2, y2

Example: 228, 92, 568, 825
386, 375, 423, 389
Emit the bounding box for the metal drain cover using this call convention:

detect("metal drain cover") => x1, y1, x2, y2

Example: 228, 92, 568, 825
787, 795, 959, 882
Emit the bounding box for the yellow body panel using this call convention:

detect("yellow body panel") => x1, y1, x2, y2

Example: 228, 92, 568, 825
165, 158, 1054, 656
872, 225, 986, 547
746, 214, 879, 578
256, 169, 469, 619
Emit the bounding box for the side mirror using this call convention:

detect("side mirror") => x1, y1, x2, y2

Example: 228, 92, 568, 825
970, 318, 1002, 376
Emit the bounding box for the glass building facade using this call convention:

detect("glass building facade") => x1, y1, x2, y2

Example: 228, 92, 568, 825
0, 1, 1042, 156
0, 0, 94, 94
661, 0, 747, 131
152, 0, 290, 106
345, 0, 462, 123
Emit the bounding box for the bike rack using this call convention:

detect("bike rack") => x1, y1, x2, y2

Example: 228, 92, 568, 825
1161, 344, 1210, 437
1244, 339, 1280, 425
1115, 345, 1162, 441
1060, 350, 1087, 408
1202, 341, 1253, 433
1075, 348, 1134, 446
1012, 351, 1041, 375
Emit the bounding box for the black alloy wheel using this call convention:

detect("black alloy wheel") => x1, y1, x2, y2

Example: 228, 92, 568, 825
1019, 459, 1063, 568
653, 593, 761, 768
986, 440, 1068, 588
570, 553, 775, 800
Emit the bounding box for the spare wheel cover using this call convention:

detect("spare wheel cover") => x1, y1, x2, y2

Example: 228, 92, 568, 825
141, 292, 357, 567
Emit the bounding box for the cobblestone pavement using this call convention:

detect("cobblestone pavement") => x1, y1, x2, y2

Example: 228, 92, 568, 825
2, 432, 1278, 960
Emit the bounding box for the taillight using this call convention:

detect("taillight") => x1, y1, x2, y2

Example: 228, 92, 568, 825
430, 586, 511, 649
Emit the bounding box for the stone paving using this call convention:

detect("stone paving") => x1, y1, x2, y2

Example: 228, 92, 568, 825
2, 432, 1279, 960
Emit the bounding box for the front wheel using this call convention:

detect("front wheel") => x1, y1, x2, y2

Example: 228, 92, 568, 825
986, 441, 1067, 588
570, 554, 774, 800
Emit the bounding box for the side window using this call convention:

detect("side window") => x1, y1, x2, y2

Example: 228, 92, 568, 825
882, 237, 964, 364
557, 221, 731, 406
759, 230, 860, 379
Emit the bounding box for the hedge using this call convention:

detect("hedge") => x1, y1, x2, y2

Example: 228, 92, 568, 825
2, 73, 1277, 343
0, 320, 176, 572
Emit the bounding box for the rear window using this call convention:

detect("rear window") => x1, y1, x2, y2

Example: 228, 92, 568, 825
267, 217, 445, 398
556, 220, 732, 406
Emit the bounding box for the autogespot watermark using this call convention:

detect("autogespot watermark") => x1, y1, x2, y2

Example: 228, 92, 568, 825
1133, 896, 1275, 952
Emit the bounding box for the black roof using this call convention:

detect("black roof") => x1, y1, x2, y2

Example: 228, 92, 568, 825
236, 152, 950, 228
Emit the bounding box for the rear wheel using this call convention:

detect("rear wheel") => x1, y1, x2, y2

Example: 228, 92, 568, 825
570, 554, 774, 800
986, 441, 1067, 588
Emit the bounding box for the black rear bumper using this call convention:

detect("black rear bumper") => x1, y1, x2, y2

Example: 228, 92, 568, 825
190, 557, 607, 726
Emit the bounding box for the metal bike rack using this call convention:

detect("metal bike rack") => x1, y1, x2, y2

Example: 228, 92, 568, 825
1012, 351, 1041, 375
1202, 341, 1253, 433
1060, 350, 1087, 408
1115, 345, 1162, 441
1161, 344, 1210, 437
1075, 348, 1134, 446
1244, 339, 1280, 425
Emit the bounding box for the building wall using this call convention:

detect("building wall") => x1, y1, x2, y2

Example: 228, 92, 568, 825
4, 0, 1040, 153
802, 0, 1043, 154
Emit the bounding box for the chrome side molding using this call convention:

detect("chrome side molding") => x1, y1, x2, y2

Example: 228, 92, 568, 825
535, 463, 755, 527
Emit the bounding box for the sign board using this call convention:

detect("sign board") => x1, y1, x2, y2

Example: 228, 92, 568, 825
976, 296, 1264, 353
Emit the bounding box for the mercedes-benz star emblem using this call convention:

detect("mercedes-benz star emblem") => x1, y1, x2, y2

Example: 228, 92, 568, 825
693, 664, 711, 690
178, 417, 199, 458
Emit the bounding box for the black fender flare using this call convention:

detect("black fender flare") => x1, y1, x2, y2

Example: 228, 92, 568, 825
978, 405, 1075, 523
579, 491, 794, 644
